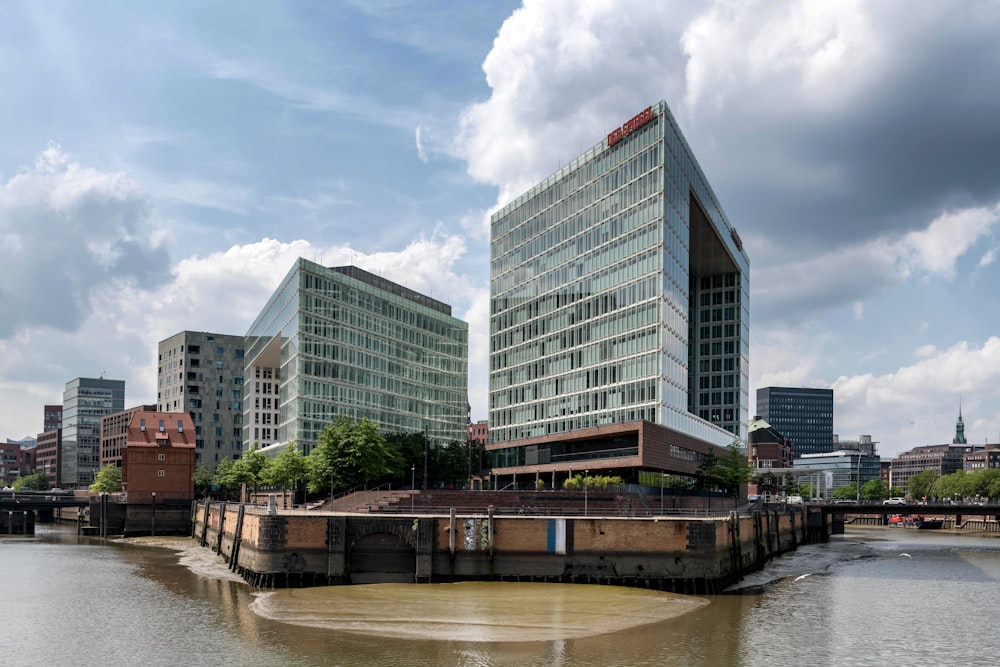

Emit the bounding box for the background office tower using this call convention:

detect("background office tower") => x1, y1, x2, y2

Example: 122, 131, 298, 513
43, 404, 62, 432
158, 332, 245, 468
61, 376, 125, 488
488, 100, 749, 482
244, 259, 469, 454
756, 386, 834, 456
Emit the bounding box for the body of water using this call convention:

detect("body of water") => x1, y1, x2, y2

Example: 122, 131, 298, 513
3, 524, 999, 666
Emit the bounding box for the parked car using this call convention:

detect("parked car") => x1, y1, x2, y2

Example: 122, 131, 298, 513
882, 497, 907, 505
786, 495, 804, 505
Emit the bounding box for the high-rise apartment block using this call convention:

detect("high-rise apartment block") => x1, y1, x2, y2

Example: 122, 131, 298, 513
487, 100, 749, 485
61, 377, 125, 488
755, 387, 834, 457
157, 332, 245, 468
245, 260, 469, 454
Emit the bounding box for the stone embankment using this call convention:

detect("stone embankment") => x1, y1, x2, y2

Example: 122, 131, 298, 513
192, 492, 830, 593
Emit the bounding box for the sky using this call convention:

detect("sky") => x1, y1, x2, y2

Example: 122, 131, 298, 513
2, 0, 1000, 458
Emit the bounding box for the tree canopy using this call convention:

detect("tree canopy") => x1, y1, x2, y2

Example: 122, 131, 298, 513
199, 417, 478, 503
13, 471, 49, 491
698, 441, 754, 499
308, 416, 398, 494
90, 463, 122, 493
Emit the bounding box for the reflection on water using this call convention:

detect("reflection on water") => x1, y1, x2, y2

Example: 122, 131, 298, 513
251, 582, 708, 642
5, 526, 1000, 666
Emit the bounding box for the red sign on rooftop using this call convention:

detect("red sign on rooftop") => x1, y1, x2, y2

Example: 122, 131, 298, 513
607, 106, 655, 148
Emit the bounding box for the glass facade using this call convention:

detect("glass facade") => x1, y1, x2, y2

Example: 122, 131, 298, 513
61, 377, 125, 488
756, 387, 834, 456
794, 450, 880, 493
244, 259, 469, 454
489, 100, 749, 450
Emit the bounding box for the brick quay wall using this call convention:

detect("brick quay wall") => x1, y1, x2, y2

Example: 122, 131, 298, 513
192, 501, 830, 594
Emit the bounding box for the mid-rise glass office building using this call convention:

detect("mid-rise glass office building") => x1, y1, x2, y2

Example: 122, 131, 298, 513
756, 386, 834, 457
61, 377, 125, 488
488, 100, 749, 483
244, 259, 469, 454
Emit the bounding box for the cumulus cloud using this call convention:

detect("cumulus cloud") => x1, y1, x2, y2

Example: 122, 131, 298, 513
0, 144, 169, 338
833, 338, 1000, 454
897, 205, 999, 279
456, 0, 696, 205
682, 0, 881, 113
751, 201, 1000, 321
0, 234, 486, 438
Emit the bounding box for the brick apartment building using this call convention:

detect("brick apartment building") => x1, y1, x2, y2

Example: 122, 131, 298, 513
110, 410, 196, 502
35, 429, 62, 487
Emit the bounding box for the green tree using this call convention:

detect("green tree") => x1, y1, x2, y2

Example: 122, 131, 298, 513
833, 482, 859, 500
861, 478, 891, 500
308, 416, 396, 494
192, 462, 215, 498
907, 470, 938, 501
212, 458, 241, 499
264, 441, 307, 506
13, 471, 50, 491
232, 445, 270, 501
431, 440, 470, 488
698, 441, 754, 501
972, 469, 1000, 500
935, 471, 973, 502
90, 464, 123, 493
384, 431, 424, 488
754, 471, 779, 496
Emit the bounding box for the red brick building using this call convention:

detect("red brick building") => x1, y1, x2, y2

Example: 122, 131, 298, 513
116, 410, 196, 502
35, 429, 62, 487
101, 404, 156, 467
467, 420, 488, 446
0, 440, 21, 485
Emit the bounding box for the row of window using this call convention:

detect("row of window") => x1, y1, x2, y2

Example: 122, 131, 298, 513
490, 405, 659, 443
493, 198, 663, 297
492, 125, 661, 243
492, 171, 662, 280
492, 378, 658, 427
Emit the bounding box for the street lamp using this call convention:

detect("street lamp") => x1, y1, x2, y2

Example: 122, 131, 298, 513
856, 454, 862, 504
584, 469, 589, 517
151, 492, 156, 537
661, 473, 667, 514
328, 468, 334, 503
423, 425, 429, 491
411, 465, 416, 512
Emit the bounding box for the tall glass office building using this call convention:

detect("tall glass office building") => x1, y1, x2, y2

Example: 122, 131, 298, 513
488, 100, 749, 482
244, 259, 469, 454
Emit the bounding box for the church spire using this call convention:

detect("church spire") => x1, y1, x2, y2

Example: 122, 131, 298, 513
953, 400, 967, 445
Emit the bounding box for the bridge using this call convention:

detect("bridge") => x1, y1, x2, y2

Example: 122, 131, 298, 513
812, 500, 1000, 522
0, 490, 89, 512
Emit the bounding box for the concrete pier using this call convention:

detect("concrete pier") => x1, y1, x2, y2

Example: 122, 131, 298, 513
192, 501, 829, 592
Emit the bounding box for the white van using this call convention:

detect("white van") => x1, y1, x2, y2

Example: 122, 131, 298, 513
786, 495, 804, 505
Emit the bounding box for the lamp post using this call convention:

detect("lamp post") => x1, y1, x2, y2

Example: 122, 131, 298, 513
328, 468, 334, 503
856, 454, 862, 503
661, 473, 667, 514
151, 492, 156, 537
423, 425, 429, 491
411, 465, 416, 512
584, 469, 589, 517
